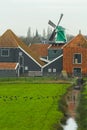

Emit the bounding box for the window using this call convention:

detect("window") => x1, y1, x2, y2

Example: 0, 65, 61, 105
53, 68, 56, 72
73, 53, 81, 64
48, 68, 52, 73
1, 49, 9, 57
25, 66, 28, 70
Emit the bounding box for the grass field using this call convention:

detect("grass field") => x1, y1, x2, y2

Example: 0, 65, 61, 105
0, 82, 70, 130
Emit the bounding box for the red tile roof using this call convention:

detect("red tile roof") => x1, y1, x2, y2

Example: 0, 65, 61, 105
29, 44, 50, 57
0, 62, 18, 70
0, 30, 45, 66
0, 30, 18, 48
63, 34, 87, 48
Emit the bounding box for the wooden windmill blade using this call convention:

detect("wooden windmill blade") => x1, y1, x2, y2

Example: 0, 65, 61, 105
48, 20, 56, 41
48, 20, 56, 28
49, 29, 56, 41
57, 13, 63, 26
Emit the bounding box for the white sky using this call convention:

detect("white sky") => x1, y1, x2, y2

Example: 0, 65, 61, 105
0, 0, 87, 36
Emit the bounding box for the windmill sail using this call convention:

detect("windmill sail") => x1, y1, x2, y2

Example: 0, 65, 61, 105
48, 13, 67, 44
48, 20, 56, 28
57, 13, 63, 26
49, 29, 56, 41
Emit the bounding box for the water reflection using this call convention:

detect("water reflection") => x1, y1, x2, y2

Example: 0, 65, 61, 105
61, 117, 78, 130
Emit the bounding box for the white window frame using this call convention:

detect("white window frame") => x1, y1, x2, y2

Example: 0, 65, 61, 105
53, 68, 56, 73
25, 66, 28, 70
73, 53, 82, 64
1, 49, 9, 57
48, 68, 52, 73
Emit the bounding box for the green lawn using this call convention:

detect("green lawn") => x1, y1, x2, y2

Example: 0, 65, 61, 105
0, 83, 70, 130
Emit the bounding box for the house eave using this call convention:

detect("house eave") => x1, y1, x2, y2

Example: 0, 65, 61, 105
42, 54, 63, 68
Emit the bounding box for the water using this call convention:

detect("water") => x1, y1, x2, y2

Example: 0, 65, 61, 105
61, 117, 78, 130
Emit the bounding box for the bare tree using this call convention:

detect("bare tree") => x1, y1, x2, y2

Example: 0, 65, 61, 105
43, 28, 46, 39
47, 26, 52, 41
27, 27, 31, 38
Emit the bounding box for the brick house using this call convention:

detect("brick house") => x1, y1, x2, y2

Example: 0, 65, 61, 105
63, 34, 87, 76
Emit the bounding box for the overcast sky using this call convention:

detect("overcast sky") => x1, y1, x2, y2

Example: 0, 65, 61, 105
0, 0, 87, 36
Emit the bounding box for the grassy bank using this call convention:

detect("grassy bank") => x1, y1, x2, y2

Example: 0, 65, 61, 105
77, 83, 87, 130
0, 82, 70, 130
0, 76, 72, 84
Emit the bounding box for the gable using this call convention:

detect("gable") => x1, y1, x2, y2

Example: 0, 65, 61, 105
43, 55, 63, 74
0, 29, 45, 66
63, 34, 87, 48
43, 54, 63, 68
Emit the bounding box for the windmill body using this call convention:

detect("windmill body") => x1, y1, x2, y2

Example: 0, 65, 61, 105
55, 26, 67, 43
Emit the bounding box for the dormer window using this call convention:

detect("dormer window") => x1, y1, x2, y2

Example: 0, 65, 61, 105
1, 49, 9, 57
73, 53, 82, 64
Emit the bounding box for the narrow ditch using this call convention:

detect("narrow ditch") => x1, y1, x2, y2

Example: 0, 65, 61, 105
58, 77, 84, 130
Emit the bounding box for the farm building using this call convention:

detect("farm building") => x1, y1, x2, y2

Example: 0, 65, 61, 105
0, 29, 45, 77
0, 29, 87, 77
63, 34, 87, 77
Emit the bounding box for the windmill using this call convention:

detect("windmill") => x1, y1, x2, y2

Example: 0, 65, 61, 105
48, 14, 67, 44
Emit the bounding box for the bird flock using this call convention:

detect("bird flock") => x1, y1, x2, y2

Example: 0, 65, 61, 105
0, 95, 59, 102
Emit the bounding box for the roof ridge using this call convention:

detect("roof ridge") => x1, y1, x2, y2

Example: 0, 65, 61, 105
62, 34, 87, 48
11, 30, 46, 66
